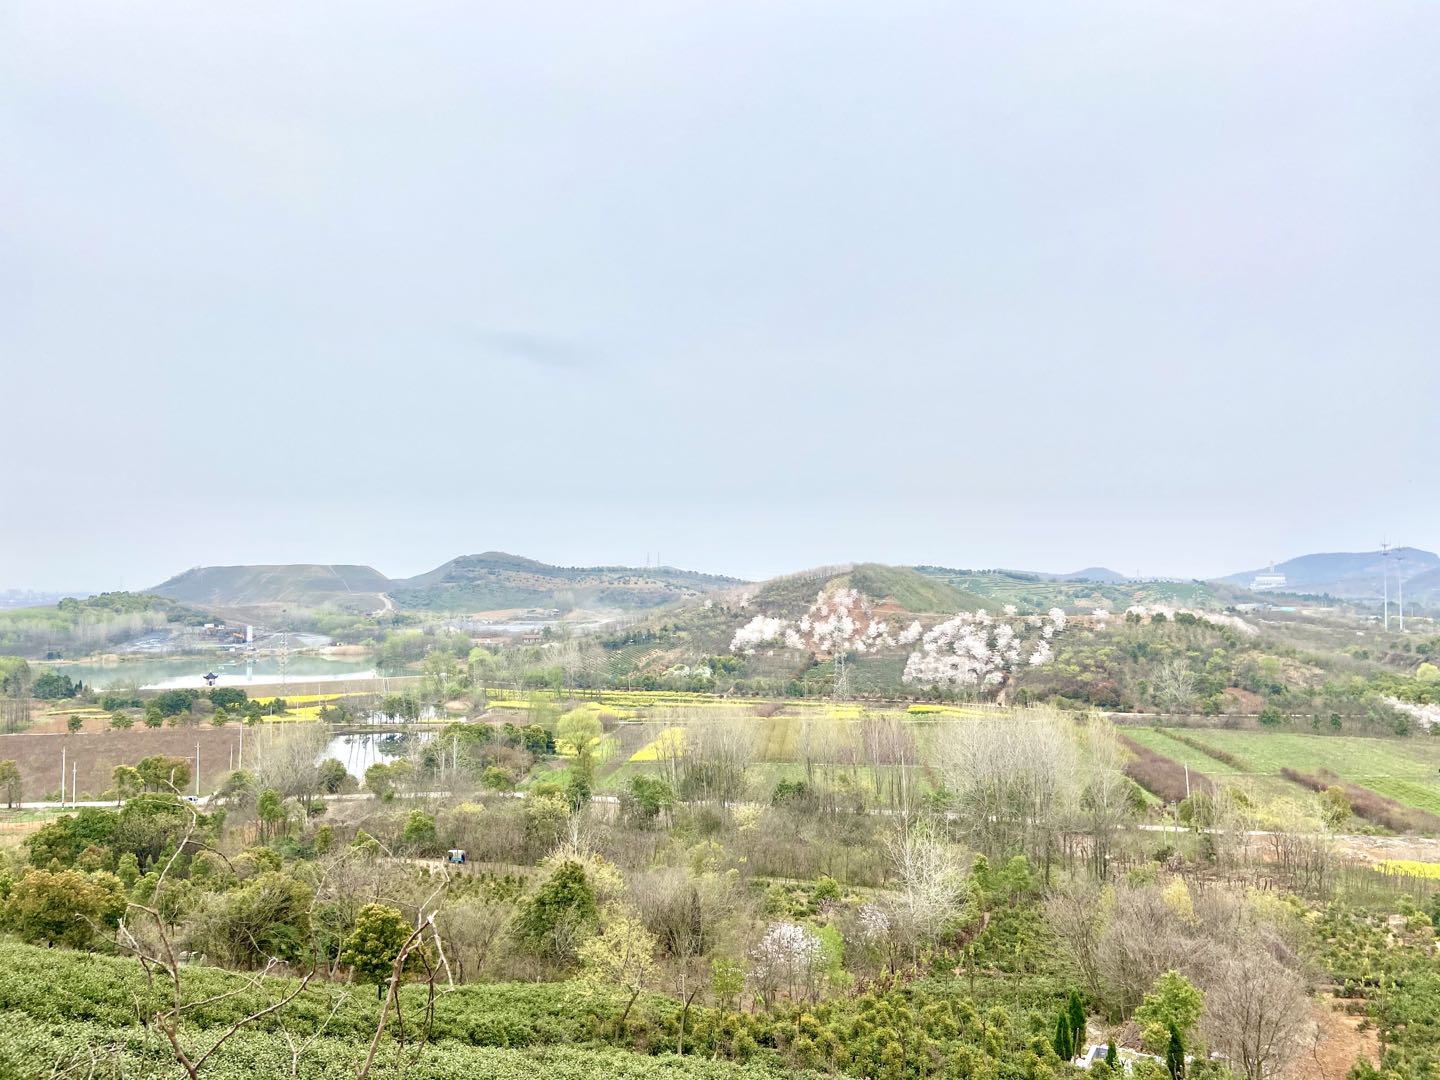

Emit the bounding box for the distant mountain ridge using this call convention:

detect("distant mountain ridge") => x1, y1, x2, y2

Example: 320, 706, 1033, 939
1004, 566, 1130, 584
1218, 547, 1440, 602
151, 552, 744, 616
146, 546, 1440, 619
389, 551, 743, 612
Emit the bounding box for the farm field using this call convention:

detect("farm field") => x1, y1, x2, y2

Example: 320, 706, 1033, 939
1125, 727, 1440, 816
509, 692, 999, 797
1121, 728, 1302, 804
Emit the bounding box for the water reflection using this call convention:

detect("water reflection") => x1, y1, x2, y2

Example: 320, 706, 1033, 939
324, 731, 434, 779
48, 655, 378, 691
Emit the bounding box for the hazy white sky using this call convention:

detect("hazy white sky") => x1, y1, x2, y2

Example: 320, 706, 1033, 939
3, 1, 1437, 589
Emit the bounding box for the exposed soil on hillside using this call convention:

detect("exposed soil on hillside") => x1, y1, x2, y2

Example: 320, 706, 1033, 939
1281, 997, 1378, 1080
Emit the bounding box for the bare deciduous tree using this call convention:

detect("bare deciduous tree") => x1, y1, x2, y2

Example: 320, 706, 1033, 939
881, 821, 966, 966
249, 723, 333, 814
679, 714, 756, 804
1046, 880, 1110, 1001
1152, 658, 1197, 713
1073, 717, 1133, 878
1202, 947, 1313, 1080
933, 709, 1079, 875
859, 712, 918, 813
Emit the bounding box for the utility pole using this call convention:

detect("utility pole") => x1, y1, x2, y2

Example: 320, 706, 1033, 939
60, 746, 66, 806
1184, 764, 1191, 800
195, 741, 201, 797
1381, 542, 1391, 631
238, 725, 243, 769
72, 760, 77, 805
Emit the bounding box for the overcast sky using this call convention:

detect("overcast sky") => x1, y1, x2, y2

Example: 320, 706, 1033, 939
3, 1, 1437, 590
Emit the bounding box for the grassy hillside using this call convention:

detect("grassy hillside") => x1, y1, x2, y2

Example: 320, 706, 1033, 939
151, 564, 391, 613
744, 564, 994, 621
914, 566, 1226, 611
845, 564, 996, 614
390, 552, 743, 613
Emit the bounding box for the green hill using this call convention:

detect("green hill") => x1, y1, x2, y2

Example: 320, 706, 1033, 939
746, 564, 993, 620
150, 564, 391, 614
914, 566, 1226, 611
389, 552, 743, 613
149, 554, 744, 617
597, 564, 1000, 692
846, 563, 996, 614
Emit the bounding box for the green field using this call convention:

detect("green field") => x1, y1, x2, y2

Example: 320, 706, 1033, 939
1124, 727, 1440, 815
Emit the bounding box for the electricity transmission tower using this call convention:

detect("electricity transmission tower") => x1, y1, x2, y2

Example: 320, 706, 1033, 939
833, 650, 849, 700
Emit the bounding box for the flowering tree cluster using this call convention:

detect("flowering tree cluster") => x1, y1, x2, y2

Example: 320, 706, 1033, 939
729, 615, 791, 653
730, 588, 893, 698
901, 607, 1066, 692
730, 589, 1075, 697
729, 589, 892, 657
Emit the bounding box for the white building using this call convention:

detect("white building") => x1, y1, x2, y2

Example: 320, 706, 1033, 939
1250, 563, 1287, 591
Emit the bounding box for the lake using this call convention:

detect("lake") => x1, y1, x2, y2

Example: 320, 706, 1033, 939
52, 654, 380, 691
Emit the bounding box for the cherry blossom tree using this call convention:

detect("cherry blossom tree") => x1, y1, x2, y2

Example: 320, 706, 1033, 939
901, 607, 1066, 695
733, 589, 1070, 699
729, 588, 892, 698
749, 921, 824, 1003
730, 615, 791, 653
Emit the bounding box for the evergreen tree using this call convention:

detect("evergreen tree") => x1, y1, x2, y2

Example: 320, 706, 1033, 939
1166, 1022, 1185, 1080
1053, 1011, 1074, 1060
1106, 1041, 1118, 1070
1067, 989, 1087, 1050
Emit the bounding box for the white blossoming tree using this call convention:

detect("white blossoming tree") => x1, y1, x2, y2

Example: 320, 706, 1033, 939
900, 607, 1066, 697
749, 921, 825, 1004
732, 589, 1069, 700
729, 588, 892, 699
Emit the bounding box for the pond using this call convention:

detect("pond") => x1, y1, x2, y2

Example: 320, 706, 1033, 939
324, 730, 434, 780
50, 654, 379, 691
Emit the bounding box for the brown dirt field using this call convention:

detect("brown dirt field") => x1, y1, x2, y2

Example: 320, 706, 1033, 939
1335, 832, 1440, 864
1281, 997, 1379, 1080
0, 727, 250, 800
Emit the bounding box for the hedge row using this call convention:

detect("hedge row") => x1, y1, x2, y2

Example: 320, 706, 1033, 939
0, 1013, 812, 1080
